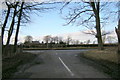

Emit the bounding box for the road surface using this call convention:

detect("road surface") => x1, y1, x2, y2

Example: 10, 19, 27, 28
13, 50, 110, 78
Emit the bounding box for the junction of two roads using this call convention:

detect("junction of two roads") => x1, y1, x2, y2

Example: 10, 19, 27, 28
14, 50, 110, 78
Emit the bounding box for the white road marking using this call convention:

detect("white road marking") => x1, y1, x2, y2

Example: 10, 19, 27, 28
58, 57, 74, 76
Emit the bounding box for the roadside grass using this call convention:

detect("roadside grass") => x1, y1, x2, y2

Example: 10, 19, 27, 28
80, 47, 120, 78
2, 52, 37, 79
23, 47, 98, 50
82, 48, 118, 63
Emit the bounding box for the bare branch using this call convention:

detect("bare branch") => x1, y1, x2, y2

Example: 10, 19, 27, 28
101, 31, 112, 36
64, 9, 93, 26
60, 0, 72, 14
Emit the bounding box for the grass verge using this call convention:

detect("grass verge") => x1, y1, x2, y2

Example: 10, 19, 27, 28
80, 48, 120, 78
2, 52, 37, 79
23, 47, 98, 50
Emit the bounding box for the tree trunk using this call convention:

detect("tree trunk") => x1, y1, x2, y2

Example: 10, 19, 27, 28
115, 1, 120, 54
91, 2, 104, 50
95, 12, 104, 50
2, 4, 11, 45
116, 27, 120, 54
6, 16, 16, 45
115, 2, 120, 78
6, 2, 18, 45
115, 18, 120, 79
115, 19, 120, 78
14, 2, 24, 53
6, 5, 17, 45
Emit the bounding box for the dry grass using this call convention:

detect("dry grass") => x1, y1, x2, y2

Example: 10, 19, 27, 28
83, 47, 119, 64
23, 47, 97, 50
81, 47, 120, 78
2, 52, 37, 78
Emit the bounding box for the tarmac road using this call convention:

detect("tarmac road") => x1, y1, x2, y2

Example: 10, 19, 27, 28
14, 50, 110, 78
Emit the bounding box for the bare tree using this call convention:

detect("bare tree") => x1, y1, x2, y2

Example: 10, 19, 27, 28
43, 35, 51, 43
80, 42, 83, 44
102, 30, 107, 44
2, 0, 55, 54
2, 0, 53, 45
43, 35, 51, 48
6, 2, 19, 45
115, 1, 120, 54
107, 36, 116, 44
76, 40, 80, 44
13, 1, 53, 48
24, 35, 33, 44
83, 29, 112, 44
93, 40, 96, 44
115, 2, 120, 78
58, 36, 63, 44
86, 39, 91, 44
71, 40, 75, 45
66, 36, 72, 45
14, 1, 24, 52
53, 36, 59, 44
1, 2, 12, 45
71, 39, 79, 45
61, 0, 117, 50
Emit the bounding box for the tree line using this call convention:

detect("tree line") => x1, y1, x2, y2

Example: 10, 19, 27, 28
1, 0, 120, 54
24, 35, 78, 46
24, 34, 117, 46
